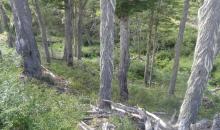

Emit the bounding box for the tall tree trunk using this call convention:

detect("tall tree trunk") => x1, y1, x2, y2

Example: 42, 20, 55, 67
214, 28, 220, 57
0, 2, 14, 48
9, 0, 42, 77
118, 16, 130, 101
74, 2, 78, 57
144, 10, 154, 86
177, 0, 220, 129
77, 0, 87, 60
33, 0, 50, 63
64, 0, 73, 66
99, 0, 115, 110
149, 17, 159, 87
168, 0, 190, 95
77, 0, 83, 60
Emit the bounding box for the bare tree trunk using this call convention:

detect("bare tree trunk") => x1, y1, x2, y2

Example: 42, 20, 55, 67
33, 0, 50, 63
168, 0, 190, 95
77, 0, 87, 60
99, 0, 115, 110
77, 0, 83, 60
144, 10, 154, 86
214, 28, 220, 57
177, 0, 220, 129
149, 17, 159, 87
0, 2, 14, 48
118, 16, 130, 101
136, 16, 141, 59
9, 0, 42, 77
74, 1, 78, 57
64, 0, 73, 66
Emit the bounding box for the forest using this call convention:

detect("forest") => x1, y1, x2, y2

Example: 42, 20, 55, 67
0, 0, 220, 129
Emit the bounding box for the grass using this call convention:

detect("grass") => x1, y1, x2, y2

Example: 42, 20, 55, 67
1, 38, 220, 129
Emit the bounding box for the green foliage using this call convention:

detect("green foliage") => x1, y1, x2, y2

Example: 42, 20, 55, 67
110, 116, 136, 130
116, 0, 157, 17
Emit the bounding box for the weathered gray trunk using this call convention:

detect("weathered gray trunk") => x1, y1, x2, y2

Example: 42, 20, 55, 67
99, 0, 115, 110
64, 0, 73, 66
211, 114, 220, 130
33, 0, 50, 63
168, 0, 190, 95
9, 0, 42, 77
214, 28, 220, 57
144, 10, 154, 86
178, 0, 220, 129
0, 2, 14, 48
118, 16, 130, 101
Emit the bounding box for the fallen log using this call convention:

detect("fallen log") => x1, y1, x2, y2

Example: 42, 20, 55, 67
103, 100, 173, 130
80, 101, 219, 130
78, 121, 95, 130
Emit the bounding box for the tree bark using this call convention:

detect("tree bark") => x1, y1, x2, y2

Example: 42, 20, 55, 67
177, 0, 220, 129
77, 0, 83, 60
64, 0, 73, 66
168, 0, 190, 95
9, 0, 42, 77
149, 14, 159, 87
33, 0, 51, 63
144, 10, 154, 86
99, 0, 115, 110
118, 16, 130, 101
0, 2, 14, 48
212, 114, 220, 130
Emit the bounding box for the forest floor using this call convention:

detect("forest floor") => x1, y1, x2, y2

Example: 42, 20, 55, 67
1, 35, 220, 129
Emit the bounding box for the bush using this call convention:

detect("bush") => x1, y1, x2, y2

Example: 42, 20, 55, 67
129, 61, 145, 79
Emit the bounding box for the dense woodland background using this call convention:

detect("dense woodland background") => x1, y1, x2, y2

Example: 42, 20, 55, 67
0, 0, 220, 129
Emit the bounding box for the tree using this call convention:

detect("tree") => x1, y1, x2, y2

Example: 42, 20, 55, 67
168, 0, 190, 95
118, 15, 130, 101
178, 0, 220, 129
64, 0, 73, 66
9, 0, 42, 77
144, 9, 155, 86
99, 0, 115, 110
116, 0, 157, 100
33, 0, 51, 63
0, 1, 14, 48
77, 0, 88, 60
